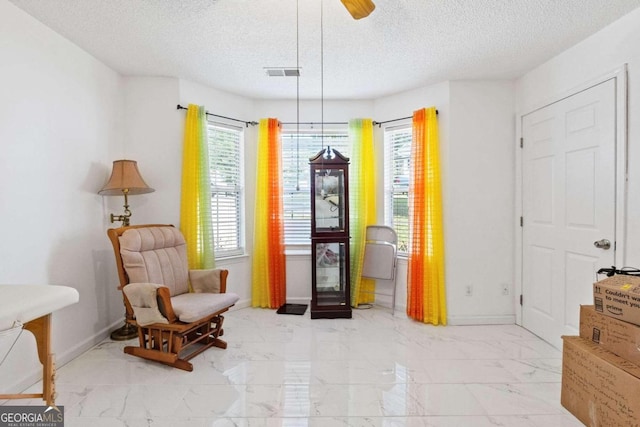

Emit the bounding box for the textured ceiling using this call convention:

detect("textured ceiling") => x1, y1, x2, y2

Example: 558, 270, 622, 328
8, 0, 640, 100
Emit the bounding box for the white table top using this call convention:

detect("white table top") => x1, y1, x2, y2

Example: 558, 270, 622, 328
0, 285, 79, 331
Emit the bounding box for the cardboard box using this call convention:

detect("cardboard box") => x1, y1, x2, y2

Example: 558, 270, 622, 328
561, 336, 640, 426
593, 275, 640, 326
580, 305, 640, 366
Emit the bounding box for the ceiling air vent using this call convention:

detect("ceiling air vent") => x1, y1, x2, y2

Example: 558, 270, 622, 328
264, 67, 301, 77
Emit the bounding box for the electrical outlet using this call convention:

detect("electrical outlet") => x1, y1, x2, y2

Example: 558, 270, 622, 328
465, 285, 473, 296
502, 284, 510, 295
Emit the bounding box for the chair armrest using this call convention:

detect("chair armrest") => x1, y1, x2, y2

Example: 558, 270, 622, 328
123, 283, 172, 326
189, 269, 228, 294
123, 284, 177, 323
156, 287, 177, 323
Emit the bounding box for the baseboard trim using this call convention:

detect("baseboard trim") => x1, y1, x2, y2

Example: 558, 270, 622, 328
230, 302, 515, 326
285, 297, 311, 305
56, 319, 122, 366
447, 315, 516, 325
230, 298, 312, 311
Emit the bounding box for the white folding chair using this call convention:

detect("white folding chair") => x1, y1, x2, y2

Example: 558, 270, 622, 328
361, 225, 398, 314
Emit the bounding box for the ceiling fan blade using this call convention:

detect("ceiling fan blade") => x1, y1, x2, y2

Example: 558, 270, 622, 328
340, 0, 376, 20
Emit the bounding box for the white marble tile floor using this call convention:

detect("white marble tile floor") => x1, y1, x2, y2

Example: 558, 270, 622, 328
10, 307, 583, 426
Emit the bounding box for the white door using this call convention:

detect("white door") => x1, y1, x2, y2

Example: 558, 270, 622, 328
522, 79, 616, 349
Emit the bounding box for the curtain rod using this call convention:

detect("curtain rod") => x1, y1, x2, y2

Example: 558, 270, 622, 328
281, 111, 437, 127
177, 104, 438, 128
373, 116, 411, 127
176, 105, 258, 127
280, 121, 348, 126
373, 110, 439, 128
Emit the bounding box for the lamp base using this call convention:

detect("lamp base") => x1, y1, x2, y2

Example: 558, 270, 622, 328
110, 322, 138, 341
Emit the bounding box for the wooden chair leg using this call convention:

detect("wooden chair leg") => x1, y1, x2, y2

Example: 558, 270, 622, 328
121, 312, 232, 371
212, 338, 228, 349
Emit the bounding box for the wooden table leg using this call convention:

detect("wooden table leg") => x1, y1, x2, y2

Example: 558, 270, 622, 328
24, 314, 56, 406
0, 314, 56, 406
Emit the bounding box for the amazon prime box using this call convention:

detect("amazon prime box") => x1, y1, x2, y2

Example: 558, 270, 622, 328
593, 275, 640, 327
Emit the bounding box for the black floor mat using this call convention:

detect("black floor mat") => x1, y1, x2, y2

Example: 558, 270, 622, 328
276, 303, 308, 315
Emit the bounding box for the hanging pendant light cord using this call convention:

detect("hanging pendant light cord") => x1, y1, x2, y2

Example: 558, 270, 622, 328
296, 0, 300, 191
320, 0, 325, 155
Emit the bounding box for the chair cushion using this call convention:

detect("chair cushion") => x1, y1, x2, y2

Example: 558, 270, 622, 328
170, 292, 240, 323
119, 227, 190, 296
190, 269, 222, 293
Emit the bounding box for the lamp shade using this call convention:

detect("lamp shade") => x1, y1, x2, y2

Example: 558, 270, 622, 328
99, 160, 154, 196
340, 0, 375, 19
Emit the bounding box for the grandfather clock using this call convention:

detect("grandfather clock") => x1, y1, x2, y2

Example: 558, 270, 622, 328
309, 147, 352, 319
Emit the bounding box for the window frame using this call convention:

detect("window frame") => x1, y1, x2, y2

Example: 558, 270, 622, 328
383, 123, 412, 256
206, 120, 245, 259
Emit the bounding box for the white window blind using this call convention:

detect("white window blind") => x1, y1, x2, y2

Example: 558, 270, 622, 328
282, 131, 350, 245
207, 122, 244, 258
384, 126, 412, 254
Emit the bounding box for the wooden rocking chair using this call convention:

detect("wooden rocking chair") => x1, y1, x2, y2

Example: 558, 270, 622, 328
107, 224, 239, 371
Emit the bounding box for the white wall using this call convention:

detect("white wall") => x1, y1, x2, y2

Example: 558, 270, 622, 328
515, 7, 640, 322
448, 81, 516, 324
0, 0, 124, 392
122, 77, 182, 226
254, 99, 374, 124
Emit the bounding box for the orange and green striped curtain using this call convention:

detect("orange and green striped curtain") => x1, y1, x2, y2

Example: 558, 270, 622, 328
407, 107, 446, 324
349, 118, 377, 306
180, 104, 215, 270
252, 118, 286, 308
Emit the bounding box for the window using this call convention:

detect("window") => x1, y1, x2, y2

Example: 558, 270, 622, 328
282, 131, 350, 245
207, 122, 244, 258
384, 126, 411, 254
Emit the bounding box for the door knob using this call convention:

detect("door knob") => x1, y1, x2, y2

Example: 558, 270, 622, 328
594, 239, 611, 250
